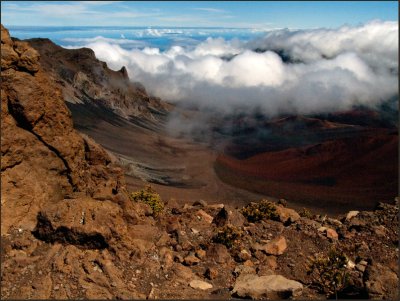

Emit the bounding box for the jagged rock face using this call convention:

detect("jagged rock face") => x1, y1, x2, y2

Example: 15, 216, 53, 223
1, 24, 126, 233
26, 37, 171, 120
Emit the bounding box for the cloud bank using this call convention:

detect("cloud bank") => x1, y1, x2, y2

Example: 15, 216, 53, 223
79, 21, 397, 118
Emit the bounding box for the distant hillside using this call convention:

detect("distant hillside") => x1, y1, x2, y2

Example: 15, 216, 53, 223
25, 37, 172, 123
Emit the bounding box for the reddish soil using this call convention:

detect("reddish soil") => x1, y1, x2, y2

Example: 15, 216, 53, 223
216, 132, 398, 214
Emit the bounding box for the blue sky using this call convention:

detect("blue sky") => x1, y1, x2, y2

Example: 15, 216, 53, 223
1, 1, 398, 28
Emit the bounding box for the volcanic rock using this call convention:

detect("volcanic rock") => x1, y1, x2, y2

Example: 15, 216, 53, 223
189, 280, 213, 290
326, 228, 339, 240
1, 24, 127, 235
274, 205, 300, 224
364, 263, 399, 300
204, 267, 219, 280
252, 236, 287, 255
184, 254, 200, 266
212, 205, 246, 227
196, 209, 213, 224
32, 198, 127, 249
207, 244, 232, 264
232, 274, 303, 299
345, 210, 360, 221
26, 37, 170, 120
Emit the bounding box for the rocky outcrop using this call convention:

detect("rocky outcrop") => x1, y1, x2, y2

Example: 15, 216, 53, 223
1, 24, 128, 234
25, 37, 171, 121
1, 24, 159, 299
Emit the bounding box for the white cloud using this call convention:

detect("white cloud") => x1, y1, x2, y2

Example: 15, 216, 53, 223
1, 1, 162, 25
73, 21, 397, 120
247, 20, 399, 71
194, 7, 227, 13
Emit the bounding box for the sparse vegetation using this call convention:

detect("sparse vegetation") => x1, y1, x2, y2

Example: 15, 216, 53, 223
213, 225, 243, 249
307, 247, 349, 298
241, 199, 279, 222
130, 185, 164, 216
299, 207, 314, 219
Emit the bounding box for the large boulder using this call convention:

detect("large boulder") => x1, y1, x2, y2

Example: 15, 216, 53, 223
32, 198, 128, 249
232, 274, 303, 299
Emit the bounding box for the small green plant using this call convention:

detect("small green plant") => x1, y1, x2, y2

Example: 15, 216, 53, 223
241, 200, 279, 222
213, 225, 243, 249
307, 247, 349, 299
130, 185, 164, 216
299, 207, 314, 219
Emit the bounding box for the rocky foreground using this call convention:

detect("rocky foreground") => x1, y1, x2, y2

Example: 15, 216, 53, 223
1, 24, 399, 300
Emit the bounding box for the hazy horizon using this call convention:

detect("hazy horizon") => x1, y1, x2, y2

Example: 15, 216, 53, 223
1, 1, 397, 28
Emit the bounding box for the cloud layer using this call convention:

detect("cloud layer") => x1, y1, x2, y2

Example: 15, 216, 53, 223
80, 21, 397, 117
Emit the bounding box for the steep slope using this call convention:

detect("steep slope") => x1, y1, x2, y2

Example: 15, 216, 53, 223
1, 24, 148, 299
1, 25, 132, 234
216, 133, 398, 213
26, 37, 171, 122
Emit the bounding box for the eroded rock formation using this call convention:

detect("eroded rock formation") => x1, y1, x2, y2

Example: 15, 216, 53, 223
1, 24, 128, 235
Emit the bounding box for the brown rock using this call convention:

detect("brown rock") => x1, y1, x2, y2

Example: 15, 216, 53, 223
274, 205, 300, 224
265, 256, 278, 270
207, 204, 224, 210
364, 263, 399, 300
232, 274, 303, 299
165, 216, 181, 233
195, 249, 206, 259
129, 224, 160, 242
257, 265, 275, 276
345, 210, 359, 221
156, 231, 170, 247
193, 200, 208, 207
204, 267, 219, 280
372, 225, 387, 237
212, 205, 246, 227
176, 231, 194, 251
30, 274, 53, 299
159, 247, 174, 269
184, 254, 201, 266
326, 228, 338, 240
252, 236, 287, 256
172, 264, 198, 284
33, 198, 128, 250
13, 41, 40, 73
234, 265, 256, 277
196, 209, 213, 224
189, 279, 213, 290
238, 249, 252, 261
131, 202, 153, 217
207, 244, 232, 264
243, 260, 254, 267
